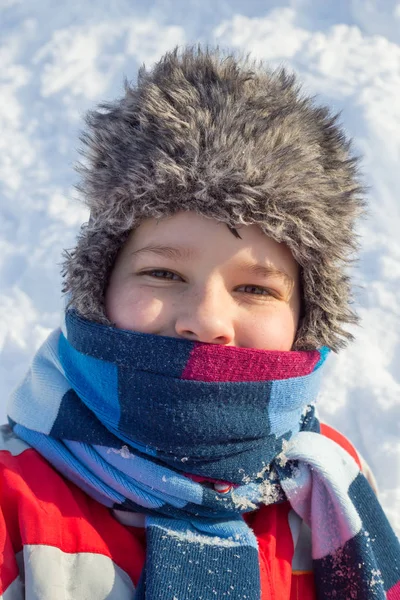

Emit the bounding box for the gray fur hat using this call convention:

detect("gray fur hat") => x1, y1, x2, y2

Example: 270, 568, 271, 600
63, 45, 365, 352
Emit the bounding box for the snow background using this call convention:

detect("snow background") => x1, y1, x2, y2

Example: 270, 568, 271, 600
1, 0, 399, 533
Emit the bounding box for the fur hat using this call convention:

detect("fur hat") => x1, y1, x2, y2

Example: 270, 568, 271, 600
63, 45, 365, 352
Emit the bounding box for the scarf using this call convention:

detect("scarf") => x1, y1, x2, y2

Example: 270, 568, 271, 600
8, 310, 400, 600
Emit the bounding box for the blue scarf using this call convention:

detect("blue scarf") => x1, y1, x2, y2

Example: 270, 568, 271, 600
8, 310, 400, 599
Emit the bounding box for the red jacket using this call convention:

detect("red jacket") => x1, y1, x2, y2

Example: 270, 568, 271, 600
0, 423, 360, 600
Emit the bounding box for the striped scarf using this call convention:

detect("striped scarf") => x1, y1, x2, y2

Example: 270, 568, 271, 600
8, 310, 400, 599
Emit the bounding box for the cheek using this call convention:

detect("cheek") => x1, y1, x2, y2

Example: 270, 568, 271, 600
239, 306, 299, 351
105, 282, 167, 333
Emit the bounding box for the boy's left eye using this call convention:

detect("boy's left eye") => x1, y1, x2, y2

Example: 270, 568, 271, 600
236, 285, 272, 296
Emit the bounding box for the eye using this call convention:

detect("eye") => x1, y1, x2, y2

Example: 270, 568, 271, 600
237, 285, 273, 296
139, 269, 182, 281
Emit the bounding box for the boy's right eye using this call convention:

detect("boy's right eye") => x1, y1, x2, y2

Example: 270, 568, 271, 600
139, 270, 182, 281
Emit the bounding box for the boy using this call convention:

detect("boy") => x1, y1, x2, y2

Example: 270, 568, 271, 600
1, 46, 399, 599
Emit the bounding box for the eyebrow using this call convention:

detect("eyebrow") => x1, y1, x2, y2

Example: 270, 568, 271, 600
236, 262, 294, 290
130, 244, 197, 261
130, 244, 294, 289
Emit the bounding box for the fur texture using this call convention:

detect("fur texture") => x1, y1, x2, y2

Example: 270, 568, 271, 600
63, 45, 365, 351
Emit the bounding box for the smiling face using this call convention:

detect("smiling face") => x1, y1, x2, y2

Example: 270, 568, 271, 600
105, 212, 302, 350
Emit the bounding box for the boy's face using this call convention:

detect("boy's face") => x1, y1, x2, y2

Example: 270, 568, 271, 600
105, 212, 301, 350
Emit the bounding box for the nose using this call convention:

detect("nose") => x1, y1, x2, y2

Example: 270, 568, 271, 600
174, 284, 235, 345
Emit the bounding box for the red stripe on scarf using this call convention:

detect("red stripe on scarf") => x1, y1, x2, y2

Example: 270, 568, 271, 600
182, 344, 320, 381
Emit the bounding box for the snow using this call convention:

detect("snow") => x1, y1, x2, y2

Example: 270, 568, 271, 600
107, 445, 133, 459
158, 526, 243, 548
0, 1, 399, 534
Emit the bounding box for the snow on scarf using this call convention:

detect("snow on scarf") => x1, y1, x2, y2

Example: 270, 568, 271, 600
8, 310, 400, 599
